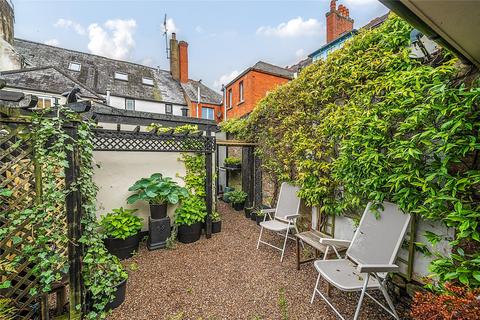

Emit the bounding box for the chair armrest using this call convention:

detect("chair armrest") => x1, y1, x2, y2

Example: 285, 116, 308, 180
356, 264, 399, 273
284, 214, 300, 220
320, 238, 351, 248
261, 208, 276, 214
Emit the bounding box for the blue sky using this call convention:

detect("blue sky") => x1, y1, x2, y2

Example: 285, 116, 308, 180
14, 0, 388, 91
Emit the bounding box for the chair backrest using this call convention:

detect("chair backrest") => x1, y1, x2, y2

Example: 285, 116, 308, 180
347, 202, 411, 266
274, 182, 301, 220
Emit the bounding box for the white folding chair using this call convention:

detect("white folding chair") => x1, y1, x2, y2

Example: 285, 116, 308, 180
256, 182, 301, 262
311, 202, 411, 320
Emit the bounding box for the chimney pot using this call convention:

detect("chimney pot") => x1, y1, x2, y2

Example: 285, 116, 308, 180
330, 0, 336, 11
326, 1, 354, 43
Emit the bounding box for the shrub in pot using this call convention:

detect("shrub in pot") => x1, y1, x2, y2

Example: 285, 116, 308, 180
175, 196, 207, 244
256, 210, 271, 226
211, 211, 222, 234
127, 173, 188, 219
222, 186, 235, 203
244, 206, 253, 219
100, 207, 143, 260
228, 190, 247, 211
224, 157, 241, 169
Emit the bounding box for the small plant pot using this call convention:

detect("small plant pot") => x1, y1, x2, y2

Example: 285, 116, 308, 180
104, 233, 140, 260
177, 222, 202, 244
244, 207, 252, 219
105, 279, 127, 311
150, 203, 167, 219
250, 212, 257, 221
256, 215, 270, 226
232, 202, 245, 211
212, 221, 222, 233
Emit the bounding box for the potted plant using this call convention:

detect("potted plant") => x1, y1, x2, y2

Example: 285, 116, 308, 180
224, 157, 241, 169
100, 207, 143, 259
175, 196, 207, 244
228, 190, 247, 211
256, 210, 271, 226
244, 206, 254, 219
222, 186, 235, 203
127, 173, 188, 219
211, 211, 222, 234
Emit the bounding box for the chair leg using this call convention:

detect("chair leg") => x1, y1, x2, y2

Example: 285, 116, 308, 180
280, 227, 290, 262
311, 273, 321, 303
257, 226, 264, 249
378, 279, 399, 320
353, 273, 370, 320
296, 237, 300, 270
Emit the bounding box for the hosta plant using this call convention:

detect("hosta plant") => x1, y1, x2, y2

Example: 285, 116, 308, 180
127, 173, 188, 205
227, 190, 247, 204
99, 207, 143, 240
175, 196, 207, 226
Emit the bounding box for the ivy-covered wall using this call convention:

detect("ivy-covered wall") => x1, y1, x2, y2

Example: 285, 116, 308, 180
221, 14, 480, 290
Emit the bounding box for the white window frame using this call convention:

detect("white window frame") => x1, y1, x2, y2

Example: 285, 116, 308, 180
142, 77, 154, 86
115, 72, 129, 81
228, 89, 233, 108
37, 96, 55, 109
201, 107, 214, 120
165, 104, 173, 114
125, 98, 135, 111
68, 62, 81, 72
239, 81, 244, 102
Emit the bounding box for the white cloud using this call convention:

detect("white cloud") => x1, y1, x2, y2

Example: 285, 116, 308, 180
44, 39, 60, 46
213, 70, 240, 91
195, 25, 204, 33
54, 18, 86, 35
162, 18, 178, 35
87, 19, 136, 60
256, 17, 322, 38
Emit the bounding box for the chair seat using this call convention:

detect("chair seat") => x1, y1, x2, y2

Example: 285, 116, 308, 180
314, 259, 381, 292
260, 219, 293, 232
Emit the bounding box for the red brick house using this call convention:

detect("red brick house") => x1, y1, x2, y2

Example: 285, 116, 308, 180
224, 61, 293, 119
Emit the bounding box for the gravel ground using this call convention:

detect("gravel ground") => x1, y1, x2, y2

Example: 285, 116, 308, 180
108, 202, 410, 320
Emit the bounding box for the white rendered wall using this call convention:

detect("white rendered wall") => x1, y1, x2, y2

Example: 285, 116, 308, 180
107, 95, 185, 116
93, 151, 187, 231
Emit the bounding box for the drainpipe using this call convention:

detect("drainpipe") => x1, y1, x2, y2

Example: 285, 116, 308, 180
222, 84, 227, 122
197, 82, 201, 118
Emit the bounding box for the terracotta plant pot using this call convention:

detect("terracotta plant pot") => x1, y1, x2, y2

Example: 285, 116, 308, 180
177, 222, 202, 244
150, 203, 167, 219
104, 233, 141, 260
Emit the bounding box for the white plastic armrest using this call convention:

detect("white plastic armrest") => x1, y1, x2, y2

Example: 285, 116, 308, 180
284, 214, 300, 220
320, 238, 351, 248
356, 264, 399, 273
261, 208, 276, 220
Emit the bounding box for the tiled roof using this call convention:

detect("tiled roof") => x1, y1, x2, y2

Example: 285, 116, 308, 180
286, 57, 313, 73
181, 80, 222, 105
362, 13, 389, 30
0, 66, 102, 100
13, 38, 187, 105
225, 61, 294, 87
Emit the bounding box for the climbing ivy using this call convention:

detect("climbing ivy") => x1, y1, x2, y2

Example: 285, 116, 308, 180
222, 14, 480, 289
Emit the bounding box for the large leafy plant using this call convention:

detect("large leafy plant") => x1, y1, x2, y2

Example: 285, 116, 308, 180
175, 196, 207, 226
127, 173, 188, 205
226, 190, 247, 204
100, 207, 143, 240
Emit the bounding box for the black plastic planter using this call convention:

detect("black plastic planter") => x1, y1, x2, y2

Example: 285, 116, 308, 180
177, 222, 202, 243
105, 279, 127, 311
232, 202, 245, 211
251, 212, 257, 221
212, 221, 222, 233
150, 203, 167, 219
104, 233, 140, 260
244, 207, 253, 218
256, 215, 270, 226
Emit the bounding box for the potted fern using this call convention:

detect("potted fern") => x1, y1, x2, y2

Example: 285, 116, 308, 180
175, 196, 207, 243
127, 173, 188, 219
100, 207, 143, 259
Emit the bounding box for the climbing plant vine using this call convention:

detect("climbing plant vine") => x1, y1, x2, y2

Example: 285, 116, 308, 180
222, 14, 480, 290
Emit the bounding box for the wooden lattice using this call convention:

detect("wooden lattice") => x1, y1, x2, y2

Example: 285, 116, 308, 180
0, 121, 69, 319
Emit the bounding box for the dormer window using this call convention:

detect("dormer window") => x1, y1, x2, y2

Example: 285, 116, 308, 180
142, 77, 154, 86
114, 72, 128, 81
68, 62, 81, 72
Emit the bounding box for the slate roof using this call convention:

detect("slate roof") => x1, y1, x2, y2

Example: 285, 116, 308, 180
226, 61, 294, 87
362, 13, 389, 30
13, 38, 188, 105
286, 57, 313, 73
181, 80, 222, 105
0, 66, 102, 100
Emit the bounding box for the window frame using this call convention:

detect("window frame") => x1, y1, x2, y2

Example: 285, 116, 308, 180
228, 88, 233, 108
165, 103, 173, 114
114, 71, 129, 81
142, 77, 154, 86
239, 80, 244, 102
37, 96, 55, 109
68, 62, 81, 72
181, 108, 188, 117
201, 107, 214, 120
125, 98, 135, 111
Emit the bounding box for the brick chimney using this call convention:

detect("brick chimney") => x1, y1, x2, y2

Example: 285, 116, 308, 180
326, 0, 354, 43
178, 40, 188, 83
169, 33, 180, 81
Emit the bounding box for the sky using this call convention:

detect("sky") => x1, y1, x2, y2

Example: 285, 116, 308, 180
13, 0, 389, 92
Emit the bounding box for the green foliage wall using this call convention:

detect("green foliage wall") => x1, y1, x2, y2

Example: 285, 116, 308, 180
222, 15, 480, 289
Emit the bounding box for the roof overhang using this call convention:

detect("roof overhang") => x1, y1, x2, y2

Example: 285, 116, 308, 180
379, 0, 480, 68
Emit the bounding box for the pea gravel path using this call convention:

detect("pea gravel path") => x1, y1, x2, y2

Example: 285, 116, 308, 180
108, 202, 410, 320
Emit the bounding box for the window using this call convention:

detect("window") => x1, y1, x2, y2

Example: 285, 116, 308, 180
115, 72, 128, 81
239, 81, 244, 102
125, 99, 135, 111
165, 104, 173, 114
181, 108, 188, 117
228, 89, 232, 108
201, 107, 214, 120
68, 62, 81, 72
37, 96, 54, 109
142, 77, 154, 86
